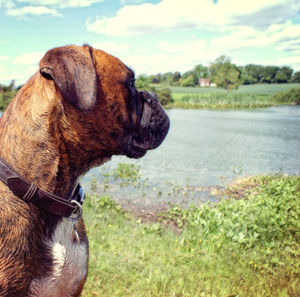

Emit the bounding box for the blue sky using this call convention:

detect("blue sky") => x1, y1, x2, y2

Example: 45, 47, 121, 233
0, 0, 300, 85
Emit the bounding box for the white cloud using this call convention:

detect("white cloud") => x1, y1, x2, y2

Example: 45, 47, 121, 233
120, 0, 145, 4
211, 21, 300, 55
259, 55, 300, 72
0, 56, 9, 61
0, 52, 45, 84
0, 66, 25, 83
0, 55, 41, 85
91, 41, 130, 55
117, 39, 220, 75
86, 1, 218, 36
86, 0, 300, 36
157, 40, 207, 54
276, 56, 300, 71
17, 0, 105, 9
2, 0, 105, 16
7, 5, 60, 16
13, 52, 44, 65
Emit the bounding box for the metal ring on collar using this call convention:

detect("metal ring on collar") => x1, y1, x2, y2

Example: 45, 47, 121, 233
67, 200, 83, 221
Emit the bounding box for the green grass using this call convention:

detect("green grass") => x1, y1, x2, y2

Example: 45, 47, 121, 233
272, 87, 300, 105
169, 84, 300, 109
171, 93, 274, 109
171, 83, 300, 95
82, 174, 300, 297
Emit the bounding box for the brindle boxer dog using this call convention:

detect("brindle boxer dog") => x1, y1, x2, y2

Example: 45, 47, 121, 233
0, 45, 169, 296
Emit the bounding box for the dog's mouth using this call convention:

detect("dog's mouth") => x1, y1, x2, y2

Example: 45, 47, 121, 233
122, 91, 170, 159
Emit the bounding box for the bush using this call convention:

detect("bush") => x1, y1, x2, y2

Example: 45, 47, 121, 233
136, 83, 173, 106
155, 87, 173, 105
180, 75, 195, 87
242, 75, 257, 85
273, 87, 300, 105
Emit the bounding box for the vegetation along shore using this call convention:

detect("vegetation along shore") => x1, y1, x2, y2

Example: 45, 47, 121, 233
82, 173, 299, 297
169, 84, 300, 109
132, 56, 300, 109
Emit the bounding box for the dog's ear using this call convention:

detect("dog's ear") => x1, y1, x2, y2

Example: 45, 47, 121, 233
39, 46, 97, 111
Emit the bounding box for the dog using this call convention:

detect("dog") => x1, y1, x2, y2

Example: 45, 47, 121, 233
0, 44, 169, 296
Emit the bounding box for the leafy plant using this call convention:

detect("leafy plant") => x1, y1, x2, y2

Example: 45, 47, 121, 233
273, 87, 300, 105
112, 163, 141, 186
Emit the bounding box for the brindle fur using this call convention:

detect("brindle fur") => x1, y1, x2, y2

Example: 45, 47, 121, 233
0, 45, 169, 296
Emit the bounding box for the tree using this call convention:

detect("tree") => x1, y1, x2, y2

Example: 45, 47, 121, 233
280, 66, 293, 81
261, 66, 280, 83
274, 71, 288, 83
210, 55, 241, 91
135, 75, 150, 89
244, 64, 264, 83
135, 75, 173, 106
180, 75, 195, 87
292, 71, 300, 83
172, 71, 181, 85
161, 72, 174, 85
182, 70, 197, 86
194, 64, 209, 79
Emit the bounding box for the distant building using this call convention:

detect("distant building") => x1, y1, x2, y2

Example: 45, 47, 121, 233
199, 78, 216, 87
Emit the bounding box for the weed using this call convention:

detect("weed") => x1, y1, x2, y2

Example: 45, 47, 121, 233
168, 83, 300, 109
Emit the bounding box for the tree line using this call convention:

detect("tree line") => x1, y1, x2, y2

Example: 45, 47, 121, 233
138, 55, 300, 90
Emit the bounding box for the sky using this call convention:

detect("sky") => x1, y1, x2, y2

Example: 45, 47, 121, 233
0, 0, 300, 85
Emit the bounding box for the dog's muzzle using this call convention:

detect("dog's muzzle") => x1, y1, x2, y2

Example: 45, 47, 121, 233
122, 91, 170, 158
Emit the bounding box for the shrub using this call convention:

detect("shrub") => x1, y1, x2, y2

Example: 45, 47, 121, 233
155, 87, 173, 105
180, 75, 195, 87
273, 87, 300, 104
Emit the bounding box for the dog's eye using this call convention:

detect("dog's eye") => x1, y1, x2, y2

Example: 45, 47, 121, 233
128, 80, 135, 88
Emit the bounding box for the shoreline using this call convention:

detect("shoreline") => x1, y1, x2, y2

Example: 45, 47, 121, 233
93, 174, 297, 226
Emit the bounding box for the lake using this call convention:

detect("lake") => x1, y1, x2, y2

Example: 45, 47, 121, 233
82, 106, 300, 209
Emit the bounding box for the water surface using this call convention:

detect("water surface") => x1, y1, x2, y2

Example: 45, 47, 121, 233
83, 106, 300, 208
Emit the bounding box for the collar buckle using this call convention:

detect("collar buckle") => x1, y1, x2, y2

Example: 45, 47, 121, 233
67, 200, 83, 222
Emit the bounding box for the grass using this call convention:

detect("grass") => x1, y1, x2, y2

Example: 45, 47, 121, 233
82, 174, 300, 297
170, 93, 274, 109
171, 84, 300, 95
168, 83, 300, 109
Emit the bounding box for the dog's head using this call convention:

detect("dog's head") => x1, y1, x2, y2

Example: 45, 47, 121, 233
39, 45, 169, 162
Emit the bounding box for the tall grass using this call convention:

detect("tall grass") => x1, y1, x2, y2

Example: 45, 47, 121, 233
171, 93, 274, 109
171, 83, 300, 95
169, 83, 300, 109
82, 174, 300, 297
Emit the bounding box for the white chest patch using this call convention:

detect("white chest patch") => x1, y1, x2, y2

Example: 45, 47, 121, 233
29, 219, 88, 297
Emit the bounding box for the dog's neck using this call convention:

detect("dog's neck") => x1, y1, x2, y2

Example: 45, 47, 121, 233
0, 75, 108, 199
